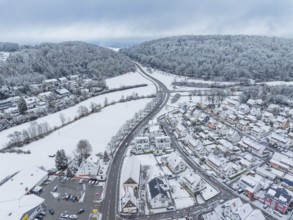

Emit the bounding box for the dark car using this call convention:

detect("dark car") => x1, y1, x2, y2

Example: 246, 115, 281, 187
49, 209, 54, 215
77, 209, 85, 214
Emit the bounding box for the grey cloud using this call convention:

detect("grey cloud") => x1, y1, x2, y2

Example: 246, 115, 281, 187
0, 0, 292, 43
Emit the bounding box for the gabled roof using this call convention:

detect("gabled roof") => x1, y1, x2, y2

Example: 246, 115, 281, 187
224, 197, 243, 213
148, 177, 168, 199
123, 157, 140, 185
245, 209, 265, 220
235, 203, 253, 220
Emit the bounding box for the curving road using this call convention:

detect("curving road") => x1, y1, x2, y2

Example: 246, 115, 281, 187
101, 64, 170, 220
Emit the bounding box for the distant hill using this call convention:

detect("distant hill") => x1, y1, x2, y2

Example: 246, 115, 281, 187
0, 41, 135, 86
121, 35, 293, 82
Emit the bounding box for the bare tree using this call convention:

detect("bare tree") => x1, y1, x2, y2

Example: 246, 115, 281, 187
77, 105, 89, 117
59, 113, 66, 125
76, 139, 92, 161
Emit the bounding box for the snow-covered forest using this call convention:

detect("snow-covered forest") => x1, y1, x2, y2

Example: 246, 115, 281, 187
121, 35, 293, 82
0, 41, 135, 86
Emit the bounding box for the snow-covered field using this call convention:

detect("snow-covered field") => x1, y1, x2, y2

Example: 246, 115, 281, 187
140, 66, 236, 91
0, 99, 151, 181
0, 71, 155, 148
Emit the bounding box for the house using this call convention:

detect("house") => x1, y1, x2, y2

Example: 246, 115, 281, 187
247, 99, 263, 106
227, 114, 238, 124
238, 104, 250, 114
265, 187, 293, 214
238, 137, 268, 157
0, 98, 12, 111
197, 113, 209, 124
133, 137, 150, 153
267, 104, 279, 113
175, 124, 186, 138
226, 129, 241, 143
149, 125, 161, 138
206, 155, 227, 173
268, 133, 290, 148
281, 174, 293, 192
55, 88, 71, 98
223, 98, 239, 108
76, 154, 100, 178
179, 170, 205, 196
29, 83, 43, 93
43, 78, 59, 89
237, 119, 250, 131
188, 138, 199, 150
255, 167, 276, 181
222, 198, 265, 220
147, 177, 171, 209
122, 157, 140, 190
0, 167, 48, 220
121, 187, 138, 214
217, 139, 234, 153
38, 91, 53, 101
275, 116, 290, 129
69, 75, 79, 81
223, 162, 242, 179
262, 111, 274, 124
216, 123, 229, 136
58, 77, 69, 85
250, 124, 270, 140
245, 210, 266, 220
249, 107, 262, 118
222, 198, 243, 218
25, 96, 40, 109
155, 136, 171, 153
238, 175, 262, 197
270, 152, 291, 172
166, 153, 186, 174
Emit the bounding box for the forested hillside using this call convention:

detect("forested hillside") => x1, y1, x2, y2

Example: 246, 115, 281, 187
121, 35, 293, 82
0, 42, 135, 86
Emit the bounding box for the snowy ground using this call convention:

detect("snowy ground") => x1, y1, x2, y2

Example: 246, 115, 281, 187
0, 71, 155, 148
0, 99, 151, 181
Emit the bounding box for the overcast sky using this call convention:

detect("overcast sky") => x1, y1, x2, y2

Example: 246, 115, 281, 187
0, 0, 292, 45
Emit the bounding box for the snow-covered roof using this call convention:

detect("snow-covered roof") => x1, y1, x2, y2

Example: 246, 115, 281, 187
167, 153, 184, 170
235, 203, 253, 220
224, 198, 243, 213
122, 156, 140, 185
56, 88, 70, 95
44, 78, 58, 83
150, 125, 160, 133
245, 209, 265, 220
0, 167, 47, 220
0, 167, 47, 202
270, 133, 288, 144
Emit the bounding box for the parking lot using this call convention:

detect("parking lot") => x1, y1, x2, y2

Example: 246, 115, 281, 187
39, 176, 104, 220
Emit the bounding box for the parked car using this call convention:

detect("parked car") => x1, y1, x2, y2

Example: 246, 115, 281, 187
49, 209, 54, 215
69, 214, 78, 219
77, 209, 85, 214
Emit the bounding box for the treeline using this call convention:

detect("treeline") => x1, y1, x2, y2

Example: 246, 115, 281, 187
240, 85, 293, 106
121, 35, 293, 82
0, 41, 136, 86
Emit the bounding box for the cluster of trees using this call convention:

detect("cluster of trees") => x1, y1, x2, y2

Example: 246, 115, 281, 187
107, 94, 162, 155
0, 41, 136, 87
240, 85, 293, 106
121, 35, 293, 82
5, 121, 51, 149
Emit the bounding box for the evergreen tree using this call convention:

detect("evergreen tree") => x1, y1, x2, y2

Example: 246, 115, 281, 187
55, 149, 68, 170
18, 97, 27, 115
66, 168, 74, 177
